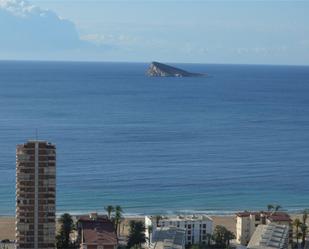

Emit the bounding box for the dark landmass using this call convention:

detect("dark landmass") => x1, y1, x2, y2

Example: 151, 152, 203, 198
147, 62, 206, 77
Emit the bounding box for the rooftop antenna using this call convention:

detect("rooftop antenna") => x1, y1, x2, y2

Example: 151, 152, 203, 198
35, 128, 38, 141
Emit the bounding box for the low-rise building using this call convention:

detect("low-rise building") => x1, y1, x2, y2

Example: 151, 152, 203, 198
235, 212, 291, 246
148, 227, 185, 249
145, 214, 213, 245
77, 213, 118, 249
0, 242, 15, 249
247, 223, 289, 249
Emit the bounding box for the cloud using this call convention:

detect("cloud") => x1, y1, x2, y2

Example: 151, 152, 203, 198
0, 0, 87, 54
81, 33, 139, 48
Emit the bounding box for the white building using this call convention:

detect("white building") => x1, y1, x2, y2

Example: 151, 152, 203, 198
145, 214, 213, 245
235, 212, 291, 246
247, 223, 289, 249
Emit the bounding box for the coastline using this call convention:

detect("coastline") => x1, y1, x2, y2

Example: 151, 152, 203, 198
0, 213, 303, 241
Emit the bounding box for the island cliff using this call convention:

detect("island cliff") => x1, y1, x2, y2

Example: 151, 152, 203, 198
147, 62, 206, 77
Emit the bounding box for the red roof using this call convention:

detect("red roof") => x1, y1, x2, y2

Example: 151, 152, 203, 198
267, 212, 291, 222
235, 211, 260, 217
78, 215, 117, 246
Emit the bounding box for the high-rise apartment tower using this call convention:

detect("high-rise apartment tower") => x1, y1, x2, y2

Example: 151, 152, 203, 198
16, 140, 56, 249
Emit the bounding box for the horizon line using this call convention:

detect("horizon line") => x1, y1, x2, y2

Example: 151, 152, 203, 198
0, 59, 309, 67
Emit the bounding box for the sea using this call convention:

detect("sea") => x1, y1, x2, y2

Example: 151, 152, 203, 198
0, 61, 309, 216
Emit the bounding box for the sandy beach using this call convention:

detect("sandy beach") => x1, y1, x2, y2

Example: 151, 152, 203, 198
0, 214, 302, 241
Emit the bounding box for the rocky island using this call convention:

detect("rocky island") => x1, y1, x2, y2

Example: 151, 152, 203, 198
147, 62, 206, 77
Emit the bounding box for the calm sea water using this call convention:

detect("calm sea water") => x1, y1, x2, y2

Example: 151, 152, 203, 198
0, 61, 309, 215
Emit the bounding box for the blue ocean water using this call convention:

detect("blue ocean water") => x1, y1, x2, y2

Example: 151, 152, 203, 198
0, 61, 309, 215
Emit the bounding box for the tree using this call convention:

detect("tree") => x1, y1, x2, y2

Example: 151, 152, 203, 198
302, 210, 308, 225
114, 205, 123, 238
127, 221, 146, 249
56, 213, 75, 249
293, 218, 302, 247
155, 215, 162, 227
212, 225, 235, 249
206, 233, 212, 247
224, 230, 236, 248
274, 205, 282, 212
105, 205, 115, 219
301, 223, 308, 249
267, 204, 274, 212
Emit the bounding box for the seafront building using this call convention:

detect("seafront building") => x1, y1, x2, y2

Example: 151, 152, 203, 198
235, 211, 291, 246
77, 213, 118, 249
247, 223, 289, 249
15, 140, 56, 249
145, 214, 213, 245
148, 227, 186, 249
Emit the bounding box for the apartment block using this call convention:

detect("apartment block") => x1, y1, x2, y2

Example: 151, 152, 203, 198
145, 214, 213, 245
15, 140, 56, 249
235, 211, 291, 246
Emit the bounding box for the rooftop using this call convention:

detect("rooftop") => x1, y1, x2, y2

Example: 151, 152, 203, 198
235, 211, 291, 222
151, 227, 186, 249
149, 214, 213, 222
247, 224, 289, 249
78, 214, 117, 246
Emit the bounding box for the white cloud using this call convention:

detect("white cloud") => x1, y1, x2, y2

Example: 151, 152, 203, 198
0, 0, 88, 55
0, 0, 42, 17
81, 33, 138, 46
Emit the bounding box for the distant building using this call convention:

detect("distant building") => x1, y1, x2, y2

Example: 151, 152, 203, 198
145, 214, 213, 245
148, 227, 185, 249
77, 213, 118, 249
0, 242, 15, 249
247, 223, 289, 249
15, 140, 56, 249
235, 211, 291, 246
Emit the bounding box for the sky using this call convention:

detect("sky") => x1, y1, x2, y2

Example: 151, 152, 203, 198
0, 0, 309, 65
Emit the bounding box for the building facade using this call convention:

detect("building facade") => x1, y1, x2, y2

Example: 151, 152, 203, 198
145, 215, 213, 245
235, 211, 291, 246
77, 213, 118, 249
15, 140, 56, 249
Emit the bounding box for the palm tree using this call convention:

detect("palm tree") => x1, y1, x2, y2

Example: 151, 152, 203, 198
301, 210, 308, 248
224, 230, 236, 248
293, 218, 302, 247
114, 205, 123, 238
267, 204, 274, 212
274, 205, 282, 212
302, 210, 308, 224
301, 223, 308, 249
155, 215, 162, 227
105, 205, 115, 219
